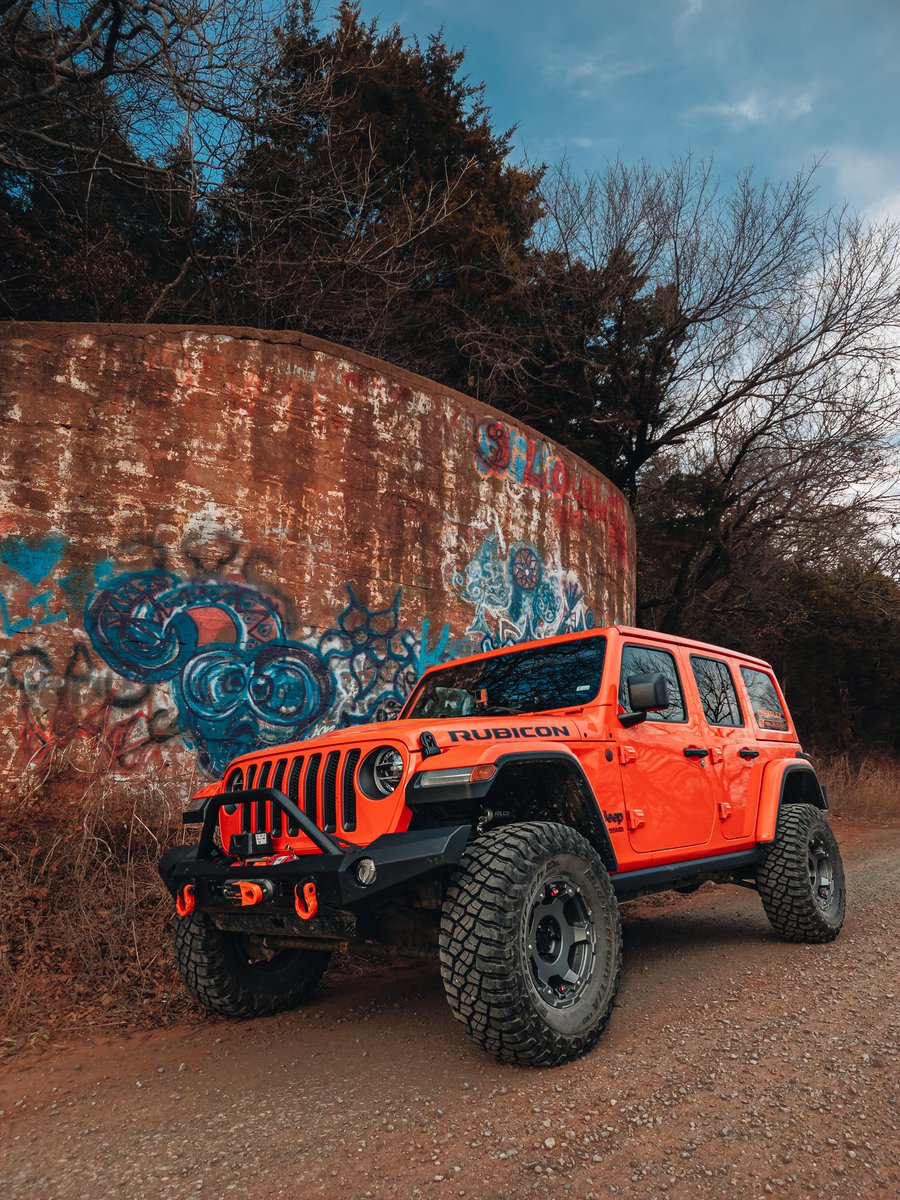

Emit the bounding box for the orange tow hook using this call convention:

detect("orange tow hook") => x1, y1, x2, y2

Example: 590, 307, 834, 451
175, 884, 196, 918
235, 881, 264, 907
294, 881, 318, 921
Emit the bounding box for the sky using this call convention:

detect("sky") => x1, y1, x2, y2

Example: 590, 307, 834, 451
352, 0, 900, 222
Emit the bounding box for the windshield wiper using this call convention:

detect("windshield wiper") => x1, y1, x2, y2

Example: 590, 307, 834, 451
479, 704, 528, 716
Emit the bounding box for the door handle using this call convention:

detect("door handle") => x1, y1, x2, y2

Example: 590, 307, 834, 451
738, 748, 760, 760
683, 747, 709, 759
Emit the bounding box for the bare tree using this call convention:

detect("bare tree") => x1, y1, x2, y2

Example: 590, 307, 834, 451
635, 382, 900, 629
0, 0, 271, 320
469, 157, 900, 500
461, 156, 900, 628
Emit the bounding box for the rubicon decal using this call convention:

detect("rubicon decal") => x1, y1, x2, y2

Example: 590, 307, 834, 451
447, 725, 571, 742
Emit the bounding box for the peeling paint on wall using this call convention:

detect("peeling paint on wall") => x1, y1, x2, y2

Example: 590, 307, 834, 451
0, 324, 635, 781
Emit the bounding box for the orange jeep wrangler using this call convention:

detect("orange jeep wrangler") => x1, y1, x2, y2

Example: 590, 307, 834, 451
160, 626, 845, 1066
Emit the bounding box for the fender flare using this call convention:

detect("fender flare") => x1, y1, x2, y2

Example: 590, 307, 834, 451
482, 749, 619, 873
755, 760, 827, 844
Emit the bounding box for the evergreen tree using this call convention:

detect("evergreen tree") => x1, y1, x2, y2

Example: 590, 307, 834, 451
214, 2, 543, 385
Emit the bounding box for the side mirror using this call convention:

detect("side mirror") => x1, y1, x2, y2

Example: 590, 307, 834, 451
627, 671, 669, 712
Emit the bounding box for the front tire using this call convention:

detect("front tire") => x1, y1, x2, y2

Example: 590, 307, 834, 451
173, 911, 331, 1017
439, 822, 622, 1067
757, 803, 846, 942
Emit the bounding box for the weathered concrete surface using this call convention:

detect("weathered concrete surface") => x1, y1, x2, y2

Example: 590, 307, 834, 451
0, 323, 634, 780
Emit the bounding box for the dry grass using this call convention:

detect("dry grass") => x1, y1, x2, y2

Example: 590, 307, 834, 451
0, 745, 202, 1051
817, 754, 900, 824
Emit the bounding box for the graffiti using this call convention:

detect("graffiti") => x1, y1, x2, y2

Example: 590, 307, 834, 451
474, 417, 616, 526
85, 571, 333, 774
2, 529, 598, 779
313, 586, 463, 730
0, 590, 66, 636
315, 586, 415, 727
451, 535, 594, 651
0, 532, 71, 635
0, 533, 67, 587
3, 642, 178, 772
79, 563, 470, 773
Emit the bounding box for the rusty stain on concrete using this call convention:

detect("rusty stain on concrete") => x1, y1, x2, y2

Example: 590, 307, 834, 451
0, 323, 635, 780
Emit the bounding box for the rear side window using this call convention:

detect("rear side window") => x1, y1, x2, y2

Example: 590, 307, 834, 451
619, 644, 687, 723
690, 656, 744, 727
740, 667, 789, 731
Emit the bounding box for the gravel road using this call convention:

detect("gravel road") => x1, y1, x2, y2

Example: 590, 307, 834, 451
2, 820, 898, 1200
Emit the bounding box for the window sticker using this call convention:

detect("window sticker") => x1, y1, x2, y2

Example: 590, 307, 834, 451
740, 667, 788, 731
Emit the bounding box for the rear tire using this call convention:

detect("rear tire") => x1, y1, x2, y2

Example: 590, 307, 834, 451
757, 803, 846, 942
439, 822, 622, 1067
173, 911, 331, 1017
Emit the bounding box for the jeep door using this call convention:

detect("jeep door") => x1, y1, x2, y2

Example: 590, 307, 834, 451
686, 654, 758, 841
615, 641, 717, 854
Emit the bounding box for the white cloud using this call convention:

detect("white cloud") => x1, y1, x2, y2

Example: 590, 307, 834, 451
688, 88, 816, 127
826, 146, 900, 222
678, 0, 704, 22
543, 47, 648, 97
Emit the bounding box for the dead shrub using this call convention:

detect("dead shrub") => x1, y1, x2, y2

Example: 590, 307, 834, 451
0, 742, 203, 1049
816, 754, 900, 824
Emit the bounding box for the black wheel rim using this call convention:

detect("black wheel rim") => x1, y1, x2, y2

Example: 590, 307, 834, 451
808, 835, 835, 909
524, 878, 596, 1009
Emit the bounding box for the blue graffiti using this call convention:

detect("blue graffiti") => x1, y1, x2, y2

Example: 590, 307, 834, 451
175, 640, 332, 770
314, 586, 416, 726
0, 533, 68, 587
86, 571, 285, 684
0, 533, 72, 635
85, 570, 332, 773
312, 586, 462, 729
82, 539, 593, 775
452, 536, 594, 651
0, 587, 68, 635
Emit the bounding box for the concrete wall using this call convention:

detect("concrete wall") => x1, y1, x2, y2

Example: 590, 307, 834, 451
0, 323, 635, 781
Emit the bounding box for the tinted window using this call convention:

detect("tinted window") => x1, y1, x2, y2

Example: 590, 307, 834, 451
740, 667, 789, 731
690, 656, 744, 727
618, 644, 687, 723
405, 636, 606, 719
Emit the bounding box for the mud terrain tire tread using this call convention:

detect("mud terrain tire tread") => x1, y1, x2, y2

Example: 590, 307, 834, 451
439, 821, 622, 1067
756, 802, 845, 943
172, 911, 330, 1017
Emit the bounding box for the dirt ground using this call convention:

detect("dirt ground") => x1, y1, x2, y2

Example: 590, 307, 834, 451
1, 820, 898, 1200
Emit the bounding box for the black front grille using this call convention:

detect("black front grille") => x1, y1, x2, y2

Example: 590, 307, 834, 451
255, 761, 272, 829
225, 746, 369, 838
342, 749, 361, 831
286, 756, 304, 835
270, 759, 287, 835
322, 751, 340, 832
305, 753, 321, 819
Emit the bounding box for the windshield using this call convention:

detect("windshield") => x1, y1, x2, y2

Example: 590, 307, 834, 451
403, 636, 606, 720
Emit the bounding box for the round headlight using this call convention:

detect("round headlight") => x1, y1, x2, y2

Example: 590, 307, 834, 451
358, 745, 405, 799
372, 746, 404, 795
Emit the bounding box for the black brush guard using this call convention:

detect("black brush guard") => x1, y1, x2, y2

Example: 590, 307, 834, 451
158, 787, 472, 911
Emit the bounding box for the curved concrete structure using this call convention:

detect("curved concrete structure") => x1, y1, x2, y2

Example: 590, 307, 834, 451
0, 323, 635, 779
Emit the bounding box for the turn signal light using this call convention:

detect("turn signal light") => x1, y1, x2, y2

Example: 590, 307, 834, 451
417, 764, 498, 788
470, 765, 497, 783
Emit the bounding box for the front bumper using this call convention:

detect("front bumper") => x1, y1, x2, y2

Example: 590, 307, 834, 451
159, 822, 473, 914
